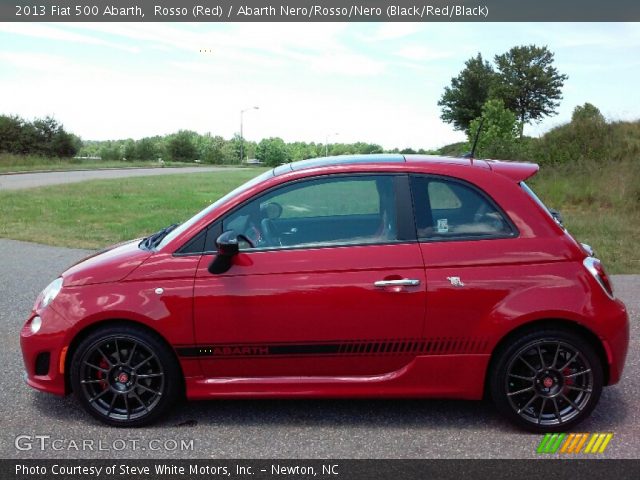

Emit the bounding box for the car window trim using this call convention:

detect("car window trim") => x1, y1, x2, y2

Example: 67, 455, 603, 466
174, 172, 417, 256
409, 173, 519, 243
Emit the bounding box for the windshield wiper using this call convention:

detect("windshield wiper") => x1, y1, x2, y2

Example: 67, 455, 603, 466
139, 223, 179, 250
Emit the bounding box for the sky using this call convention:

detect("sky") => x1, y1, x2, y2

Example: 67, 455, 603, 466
0, 22, 639, 150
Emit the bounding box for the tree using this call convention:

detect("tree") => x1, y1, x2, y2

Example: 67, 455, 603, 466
352, 142, 383, 154
571, 102, 606, 125
167, 130, 198, 162
438, 53, 496, 132
0, 115, 80, 157
0, 115, 25, 153
99, 142, 121, 161
288, 141, 319, 161
256, 137, 290, 166
198, 134, 226, 164
135, 137, 160, 161
32, 116, 60, 154
493, 45, 568, 137
467, 99, 519, 159
123, 139, 136, 160
51, 131, 81, 157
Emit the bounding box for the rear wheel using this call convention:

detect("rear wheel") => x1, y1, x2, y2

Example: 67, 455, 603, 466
490, 328, 603, 432
70, 324, 181, 427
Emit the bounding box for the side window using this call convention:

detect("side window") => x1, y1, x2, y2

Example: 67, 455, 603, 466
222, 175, 398, 250
411, 175, 515, 240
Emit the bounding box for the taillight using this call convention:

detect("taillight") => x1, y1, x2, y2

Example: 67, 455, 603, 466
583, 257, 614, 298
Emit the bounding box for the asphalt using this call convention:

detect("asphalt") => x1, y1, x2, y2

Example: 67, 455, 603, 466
0, 238, 638, 459
0, 167, 241, 190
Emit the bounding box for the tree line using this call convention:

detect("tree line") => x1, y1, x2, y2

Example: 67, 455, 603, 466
0, 115, 81, 157
79, 131, 428, 166
0, 114, 433, 166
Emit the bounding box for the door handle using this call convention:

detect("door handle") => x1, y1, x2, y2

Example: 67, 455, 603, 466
374, 279, 421, 287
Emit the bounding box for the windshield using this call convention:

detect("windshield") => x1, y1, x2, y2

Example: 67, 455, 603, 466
155, 169, 274, 250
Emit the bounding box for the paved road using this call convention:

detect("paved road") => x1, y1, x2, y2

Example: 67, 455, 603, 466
0, 238, 638, 459
0, 167, 241, 191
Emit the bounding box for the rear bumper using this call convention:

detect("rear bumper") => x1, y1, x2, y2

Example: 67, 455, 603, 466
601, 298, 630, 385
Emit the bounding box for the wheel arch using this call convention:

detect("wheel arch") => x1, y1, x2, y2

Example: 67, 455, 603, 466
484, 318, 610, 398
64, 318, 185, 395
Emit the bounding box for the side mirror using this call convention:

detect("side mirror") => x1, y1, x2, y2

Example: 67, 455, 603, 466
216, 230, 240, 256
208, 231, 240, 274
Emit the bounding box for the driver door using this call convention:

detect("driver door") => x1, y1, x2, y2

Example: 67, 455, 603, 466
192, 174, 426, 378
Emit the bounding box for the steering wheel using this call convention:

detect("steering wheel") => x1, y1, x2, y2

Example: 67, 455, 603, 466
260, 218, 281, 247
258, 202, 283, 247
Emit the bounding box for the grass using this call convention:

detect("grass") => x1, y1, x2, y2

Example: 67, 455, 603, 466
529, 158, 640, 274
0, 161, 638, 273
0, 153, 216, 173
0, 169, 267, 249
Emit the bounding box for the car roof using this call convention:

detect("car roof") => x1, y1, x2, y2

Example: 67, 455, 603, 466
273, 154, 538, 182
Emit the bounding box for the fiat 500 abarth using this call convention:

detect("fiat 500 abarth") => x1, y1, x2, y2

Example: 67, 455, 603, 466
21, 154, 628, 431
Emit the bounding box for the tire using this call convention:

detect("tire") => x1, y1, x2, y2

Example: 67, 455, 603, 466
489, 328, 603, 432
70, 324, 182, 427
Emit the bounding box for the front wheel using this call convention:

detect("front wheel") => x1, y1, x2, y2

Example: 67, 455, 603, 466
70, 324, 181, 427
490, 328, 603, 432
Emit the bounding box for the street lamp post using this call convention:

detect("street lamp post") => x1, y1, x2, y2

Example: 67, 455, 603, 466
240, 106, 259, 163
325, 132, 339, 156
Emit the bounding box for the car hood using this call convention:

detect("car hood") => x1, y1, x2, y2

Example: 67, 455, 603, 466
62, 239, 152, 286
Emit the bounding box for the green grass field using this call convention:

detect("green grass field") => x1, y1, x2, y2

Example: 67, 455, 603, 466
528, 159, 640, 274
0, 169, 266, 249
0, 161, 638, 273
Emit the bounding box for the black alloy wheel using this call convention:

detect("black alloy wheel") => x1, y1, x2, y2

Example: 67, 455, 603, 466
490, 328, 603, 432
70, 324, 181, 427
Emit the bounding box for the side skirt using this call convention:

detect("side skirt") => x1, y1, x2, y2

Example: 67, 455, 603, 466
184, 354, 490, 400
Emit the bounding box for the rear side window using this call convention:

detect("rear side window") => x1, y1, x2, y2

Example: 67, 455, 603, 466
410, 175, 516, 241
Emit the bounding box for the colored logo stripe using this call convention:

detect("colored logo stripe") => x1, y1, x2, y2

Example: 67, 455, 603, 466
537, 433, 566, 453
537, 433, 613, 454
584, 433, 614, 453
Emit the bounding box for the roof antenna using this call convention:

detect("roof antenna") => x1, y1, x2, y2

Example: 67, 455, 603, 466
463, 117, 485, 160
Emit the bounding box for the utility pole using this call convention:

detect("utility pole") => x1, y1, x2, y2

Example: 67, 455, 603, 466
240, 106, 259, 162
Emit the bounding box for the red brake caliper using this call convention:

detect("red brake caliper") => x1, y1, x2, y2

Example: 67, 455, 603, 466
96, 359, 109, 389
562, 367, 574, 392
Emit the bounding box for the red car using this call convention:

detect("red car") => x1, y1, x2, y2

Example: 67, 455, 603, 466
21, 154, 629, 431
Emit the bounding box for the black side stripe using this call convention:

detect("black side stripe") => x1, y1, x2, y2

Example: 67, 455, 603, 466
176, 337, 489, 359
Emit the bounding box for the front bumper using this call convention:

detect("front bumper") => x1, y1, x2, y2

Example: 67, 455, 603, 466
20, 306, 72, 396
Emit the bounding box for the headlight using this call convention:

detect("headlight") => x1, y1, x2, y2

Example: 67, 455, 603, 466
40, 277, 63, 309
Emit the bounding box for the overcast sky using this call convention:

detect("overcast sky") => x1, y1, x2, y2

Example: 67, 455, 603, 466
0, 22, 638, 150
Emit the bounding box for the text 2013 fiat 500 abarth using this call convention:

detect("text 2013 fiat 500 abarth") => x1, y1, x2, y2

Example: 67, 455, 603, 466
21, 154, 629, 431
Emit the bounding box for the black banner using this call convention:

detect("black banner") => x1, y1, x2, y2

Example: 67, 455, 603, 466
3, 459, 640, 480
2, 0, 640, 22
